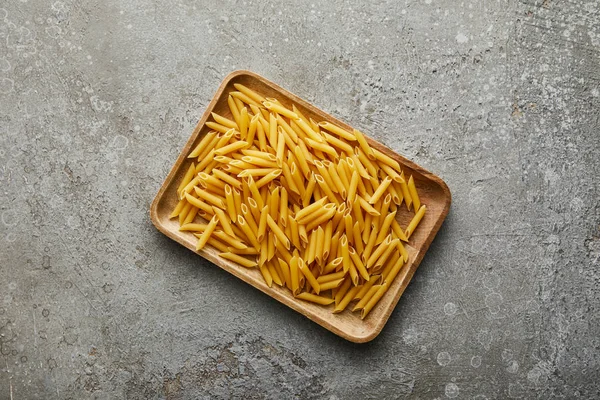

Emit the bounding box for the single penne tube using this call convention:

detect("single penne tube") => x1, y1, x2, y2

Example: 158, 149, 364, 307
355, 147, 378, 178
326, 162, 347, 199
316, 270, 346, 284
277, 114, 298, 143
241, 204, 259, 237
372, 148, 401, 172
322, 221, 333, 260
349, 197, 365, 232
298, 259, 321, 294
212, 169, 242, 190
398, 171, 413, 210
291, 104, 310, 125
179, 223, 208, 232
302, 173, 317, 207
267, 232, 276, 261
169, 197, 187, 219
192, 235, 229, 253
379, 163, 402, 182
331, 202, 346, 234
281, 162, 300, 195
231, 91, 262, 107
267, 214, 291, 250
346, 171, 359, 206
290, 255, 300, 295
362, 228, 379, 264
215, 140, 247, 156
391, 218, 409, 242
298, 223, 308, 245
378, 194, 392, 227
233, 96, 244, 113
353, 284, 381, 312
259, 263, 273, 287
352, 221, 364, 253
245, 114, 258, 146
305, 230, 317, 264
407, 175, 421, 212
212, 230, 247, 250
315, 226, 325, 265
375, 210, 397, 245
361, 284, 389, 319
227, 246, 260, 255
277, 258, 292, 290
185, 193, 214, 214
357, 196, 380, 216
246, 175, 265, 209
198, 172, 225, 190
275, 129, 286, 167
224, 185, 236, 221
268, 259, 283, 286
288, 215, 301, 249
212, 206, 235, 237
289, 163, 305, 198
352, 129, 375, 160
340, 235, 351, 274
306, 137, 338, 159
323, 256, 343, 274
205, 121, 232, 135
405, 205, 427, 239
196, 215, 218, 250
295, 292, 334, 306
269, 186, 280, 222
238, 168, 279, 178
294, 118, 323, 143
233, 83, 266, 104
263, 101, 299, 120
257, 205, 269, 242
395, 235, 409, 262
182, 206, 199, 225
268, 112, 278, 148
237, 215, 260, 250
334, 278, 352, 306
177, 162, 197, 195
318, 121, 357, 142
343, 213, 353, 240
193, 186, 226, 209
279, 187, 288, 227
314, 175, 339, 205
294, 146, 311, 178
255, 169, 282, 189
189, 131, 218, 158
227, 95, 241, 126
179, 176, 199, 199
319, 278, 345, 291
241, 155, 278, 168
211, 112, 238, 130
322, 131, 354, 155
333, 286, 362, 313
256, 116, 267, 151
349, 246, 370, 281
369, 176, 393, 205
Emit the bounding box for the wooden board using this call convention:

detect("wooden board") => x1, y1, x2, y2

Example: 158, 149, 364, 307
150, 70, 451, 343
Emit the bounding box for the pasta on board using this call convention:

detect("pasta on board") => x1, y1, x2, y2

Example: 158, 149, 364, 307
170, 87, 428, 319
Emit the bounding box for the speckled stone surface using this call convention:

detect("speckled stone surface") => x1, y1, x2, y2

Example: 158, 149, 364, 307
1, 0, 599, 398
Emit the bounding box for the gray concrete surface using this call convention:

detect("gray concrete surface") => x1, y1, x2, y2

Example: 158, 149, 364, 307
1, 0, 599, 398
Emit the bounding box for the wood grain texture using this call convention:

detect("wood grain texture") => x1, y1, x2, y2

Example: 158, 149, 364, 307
150, 70, 451, 343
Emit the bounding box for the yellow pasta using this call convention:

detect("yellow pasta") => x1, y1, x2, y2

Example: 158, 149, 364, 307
196, 215, 218, 251
405, 205, 426, 239
171, 85, 429, 319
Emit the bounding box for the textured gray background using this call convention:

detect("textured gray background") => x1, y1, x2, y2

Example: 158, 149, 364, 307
1, 0, 599, 398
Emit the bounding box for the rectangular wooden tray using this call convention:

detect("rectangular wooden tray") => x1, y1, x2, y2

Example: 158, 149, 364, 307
150, 70, 451, 343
